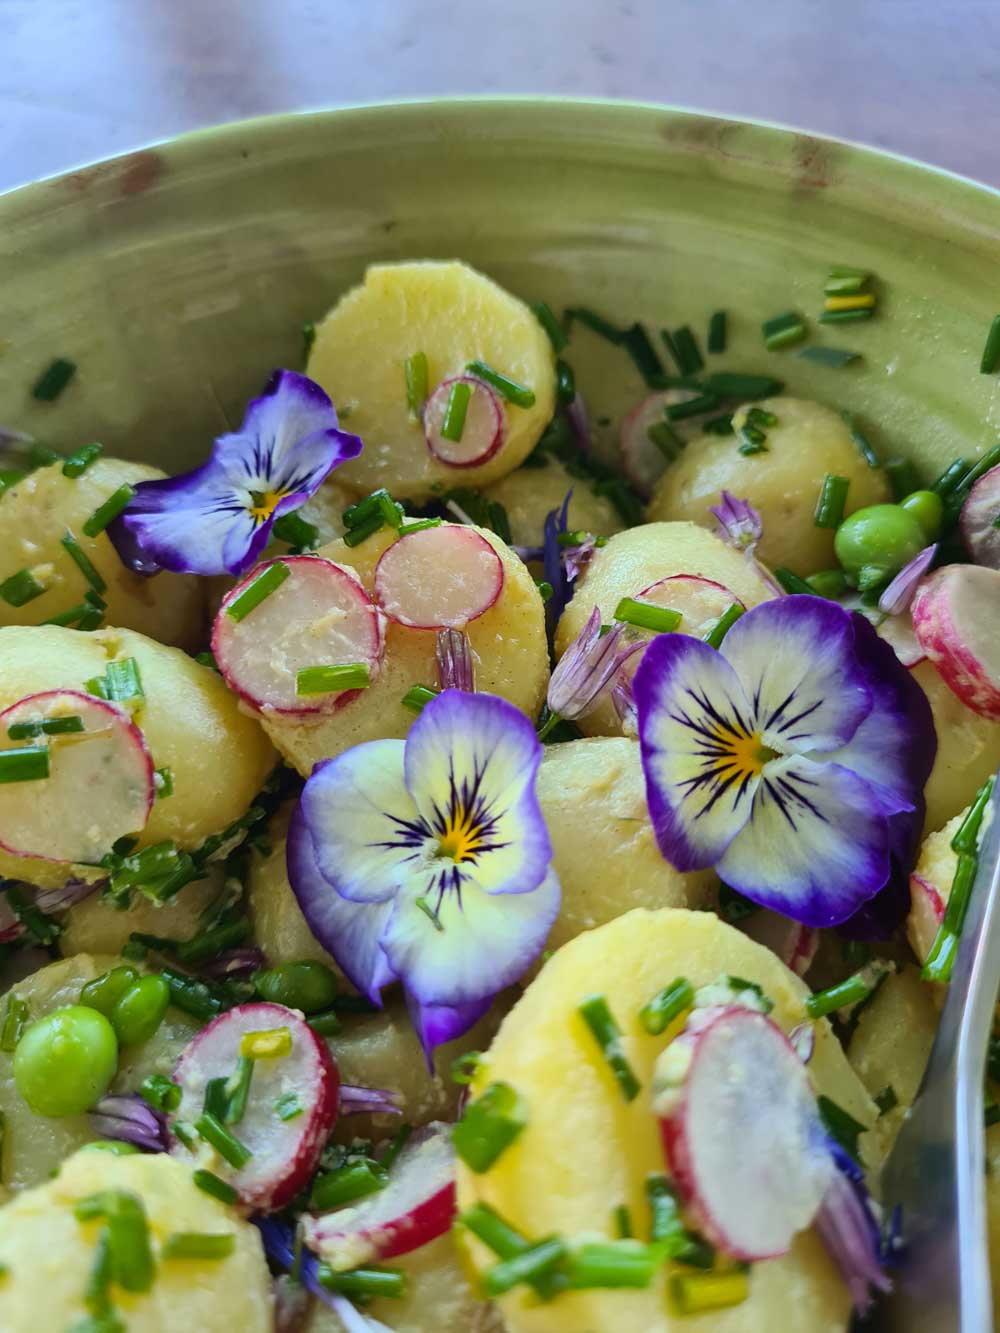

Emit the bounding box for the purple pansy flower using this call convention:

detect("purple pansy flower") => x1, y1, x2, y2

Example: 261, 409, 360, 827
287, 690, 559, 1057
635, 595, 932, 926
109, 370, 362, 578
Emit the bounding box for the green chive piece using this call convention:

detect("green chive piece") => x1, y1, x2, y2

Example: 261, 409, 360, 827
194, 1112, 253, 1168
738, 434, 768, 456
222, 1056, 255, 1126
614, 1203, 633, 1239
342, 513, 382, 547
483, 1236, 567, 1298
192, 1170, 239, 1205
659, 327, 681, 371
0, 745, 49, 784
404, 352, 429, 417
225, 561, 290, 622
301, 321, 316, 364
665, 393, 721, 422
807, 570, 849, 599
0, 995, 29, 1051
566, 1239, 659, 1289
745, 406, 778, 429
275, 1091, 302, 1121
841, 412, 880, 469
565, 307, 624, 344
578, 994, 641, 1102
7, 715, 84, 740
702, 372, 784, 399
317, 1263, 406, 1300
401, 684, 439, 713
441, 381, 472, 441
453, 1081, 529, 1173
154, 767, 173, 799
0, 567, 46, 607
62, 443, 103, 478
398, 517, 442, 535
555, 359, 576, 406
532, 301, 568, 352
28, 443, 62, 467
932, 457, 972, 498
105, 1192, 155, 1293
886, 458, 920, 501
306, 1007, 343, 1038
84, 1226, 112, 1317
707, 311, 727, 354
670, 327, 704, 376
203, 1077, 229, 1122
981, 316, 1000, 374
613, 597, 682, 634
295, 663, 371, 696
819, 307, 874, 324
805, 963, 887, 1018
414, 896, 444, 931
380, 1122, 413, 1172
4, 883, 58, 945
647, 421, 683, 461
171, 1122, 196, 1150
639, 978, 694, 1035
814, 474, 851, 529
825, 265, 869, 288
343, 488, 401, 530
311, 1159, 388, 1211
796, 345, 860, 368
271, 510, 320, 551
162, 1232, 235, 1261
818, 1095, 866, 1162
774, 567, 815, 596
61, 530, 107, 594
762, 311, 807, 350
670, 1270, 750, 1314
105, 657, 143, 705
923, 851, 981, 984
952, 776, 995, 854
621, 325, 666, 387
139, 1074, 181, 1114
949, 444, 1000, 508
459, 1202, 531, 1258
703, 603, 744, 649
702, 412, 734, 435
32, 358, 77, 402
82, 485, 135, 538
646, 1174, 715, 1267
467, 360, 536, 409
535, 579, 554, 601
875, 1085, 899, 1115
0, 468, 27, 496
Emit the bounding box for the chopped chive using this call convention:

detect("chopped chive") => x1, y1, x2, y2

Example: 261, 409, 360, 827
745, 406, 778, 429
932, 457, 971, 498
0, 567, 46, 607
192, 1170, 239, 1205
404, 351, 429, 417
240, 1026, 292, 1059
805, 962, 887, 1018
453, 1081, 529, 1173
271, 511, 320, 551
578, 994, 640, 1101
818, 1095, 865, 1163
614, 1204, 633, 1239
824, 293, 876, 313
737, 432, 768, 456
62, 443, 103, 478
0, 469, 27, 496
203, 1078, 229, 1122
981, 316, 1000, 374
670, 327, 704, 376
0, 745, 49, 783
566, 1239, 659, 1289
83, 484, 135, 538
318, 1263, 406, 1300
639, 977, 694, 1035
467, 360, 535, 409
194, 651, 218, 671
774, 567, 815, 596
647, 421, 684, 461
487, 500, 512, 544
0, 995, 29, 1051
459, 1202, 530, 1257
306, 1008, 341, 1036
225, 561, 290, 622
646, 1175, 715, 1266
28, 443, 61, 467
223, 1057, 255, 1125
702, 412, 734, 435
483, 1236, 567, 1298
824, 270, 870, 297
875, 1085, 899, 1115
401, 684, 439, 713
565, 307, 624, 344
31, 357, 77, 401
886, 457, 920, 501
83, 1225, 112, 1316
702, 372, 784, 399
660, 327, 681, 369
154, 767, 173, 799
274, 1091, 302, 1121
951, 776, 995, 854
195, 1112, 252, 1168
105, 657, 143, 704
670, 1270, 750, 1314
807, 569, 849, 599
814, 474, 851, 528
415, 895, 444, 931
703, 602, 744, 649
343, 488, 401, 529
449, 1050, 483, 1088
105, 1192, 154, 1293
797, 345, 860, 368
61, 530, 107, 594
398, 518, 442, 535
819, 307, 874, 325
441, 381, 472, 441
74, 604, 104, 632
762, 311, 807, 350
162, 1232, 235, 1261
613, 597, 682, 634
665, 392, 721, 421
139, 1074, 181, 1114
301, 321, 316, 363
923, 851, 980, 984
532, 301, 568, 353
621, 325, 666, 387
342, 514, 382, 547
555, 359, 576, 405
707, 310, 727, 354
7, 714, 84, 740
295, 663, 370, 696
841, 411, 880, 469
949, 444, 1000, 507
380, 1123, 413, 1172
172, 1122, 197, 1150
535, 579, 553, 601
311, 1159, 387, 1211
592, 476, 644, 527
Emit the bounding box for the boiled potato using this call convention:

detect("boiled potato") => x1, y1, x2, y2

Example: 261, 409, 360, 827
308, 261, 556, 499
260, 523, 548, 773
913, 659, 1000, 833
0, 458, 203, 648
59, 869, 224, 958
646, 398, 891, 574
0, 1149, 270, 1331
481, 456, 624, 548
0, 954, 197, 1195
457, 908, 875, 1333
247, 804, 341, 971
554, 522, 776, 737
0, 624, 276, 853
536, 738, 715, 953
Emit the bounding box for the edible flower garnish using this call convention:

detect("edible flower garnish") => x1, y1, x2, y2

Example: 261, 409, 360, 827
436, 628, 474, 692
877, 543, 937, 616
814, 1143, 892, 1312
90, 1092, 169, 1153
544, 607, 629, 731
288, 690, 559, 1056
709, 490, 763, 558
541, 492, 573, 632
635, 596, 934, 926
109, 370, 362, 577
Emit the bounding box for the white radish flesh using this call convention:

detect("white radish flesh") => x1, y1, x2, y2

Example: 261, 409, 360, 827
373, 525, 505, 630
169, 1001, 339, 1211
0, 690, 153, 864
619, 389, 701, 499
911, 564, 1000, 718
656, 1006, 833, 1261
212, 556, 384, 715
960, 463, 1000, 569
616, 575, 742, 684
739, 909, 818, 978
304, 1121, 455, 1271
423, 375, 505, 468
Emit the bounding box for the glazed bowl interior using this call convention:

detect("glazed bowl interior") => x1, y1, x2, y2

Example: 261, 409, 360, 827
1, 98, 999, 483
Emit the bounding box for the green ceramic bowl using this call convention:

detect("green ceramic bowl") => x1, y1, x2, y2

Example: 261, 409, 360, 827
1, 98, 999, 482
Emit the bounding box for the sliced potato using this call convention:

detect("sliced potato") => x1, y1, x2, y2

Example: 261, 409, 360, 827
308, 261, 556, 499
59, 870, 223, 959
646, 398, 891, 575
913, 659, 1000, 833
482, 456, 624, 549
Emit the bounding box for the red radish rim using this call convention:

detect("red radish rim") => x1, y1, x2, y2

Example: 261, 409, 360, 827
423, 375, 505, 469
211, 555, 384, 717
910, 871, 945, 925
373, 525, 505, 630
0, 690, 154, 864
912, 565, 1000, 718
619, 389, 699, 499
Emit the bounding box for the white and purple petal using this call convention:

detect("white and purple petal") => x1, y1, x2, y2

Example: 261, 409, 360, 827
709, 490, 763, 555
547, 606, 628, 720
878, 544, 937, 617
405, 990, 495, 1061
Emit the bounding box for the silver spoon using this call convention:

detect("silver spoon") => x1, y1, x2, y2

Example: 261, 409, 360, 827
881, 771, 1000, 1332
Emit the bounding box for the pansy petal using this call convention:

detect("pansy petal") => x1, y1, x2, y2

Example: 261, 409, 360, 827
405, 990, 494, 1062
380, 869, 561, 1009
403, 691, 552, 898
716, 756, 906, 926
720, 596, 873, 752
634, 634, 760, 871
286, 804, 397, 1003
838, 800, 924, 940
299, 742, 423, 904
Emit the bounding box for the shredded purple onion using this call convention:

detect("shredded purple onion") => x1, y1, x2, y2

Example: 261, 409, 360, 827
435, 628, 475, 692
339, 1084, 402, 1118
709, 490, 763, 557
90, 1093, 169, 1153
815, 1143, 891, 1312
547, 607, 628, 721
255, 1217, 396, 1333
199, 945, 267, 979
788, 1022, 815, 1064
542, 491, 573, 636
34, 877, 102, 915
878, 543, 937, 616
565, 391, 591, 453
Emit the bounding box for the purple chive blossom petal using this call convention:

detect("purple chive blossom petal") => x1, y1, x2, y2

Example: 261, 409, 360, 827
547, 607, 628, 720
542, 491, 573, 637
710, 490, 763, 557
612, 673, 638, 734
254, 1218, 395, 1333
562, 534, 598, 583
815, 1144, 892, 1312
339, 1084, 402, 1117
565, 391, 591, 452
108, 370, 363, 578
199, 945, 268, 979
878, 543, 938, 616
435, 629, 474, 692
788, 1022, 815, 1064
34, 877, 102, 915
90, 1094, 168, 1153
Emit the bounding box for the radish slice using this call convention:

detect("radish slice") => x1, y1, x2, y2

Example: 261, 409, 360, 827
877, 612, 924, 668
169, 1001, 339, 1212
960, 463, 1000, 569
373, 525, 504, 630
739, 909, 818, 978
655, 1006, 834, 1261
620, 389, 701, 499
0, 690, 153, 864
908, 871, 946, 965
304, 1122, 455, 1271
212, 556, 384, 715
424, 375, 505, 468
911, 564, 1000, 718
615, 575, 743, 685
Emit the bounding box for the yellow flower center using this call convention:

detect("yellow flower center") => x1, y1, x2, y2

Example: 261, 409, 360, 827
248, 489, 286, 523
436, 803, 485, 863
711, 724, 777, 785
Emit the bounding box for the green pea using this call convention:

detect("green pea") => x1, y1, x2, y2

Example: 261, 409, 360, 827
253, 961, 339, 1014
81, 1140, 141, 1156
79, 966, 139, 1016
900, 488, 944, 540
834, 504, 926, 583
111, 975, 170, 1046
13, 1006, 118, 1116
